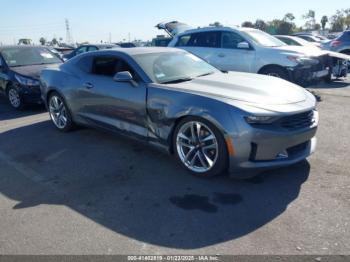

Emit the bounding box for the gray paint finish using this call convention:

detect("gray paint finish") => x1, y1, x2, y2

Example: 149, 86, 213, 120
40, 48, 318, 177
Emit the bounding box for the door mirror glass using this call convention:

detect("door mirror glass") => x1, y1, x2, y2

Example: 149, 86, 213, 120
113, 71, 133, 82
237, 41, 250, 49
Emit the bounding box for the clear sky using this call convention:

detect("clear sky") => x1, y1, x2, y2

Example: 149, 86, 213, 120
0, 0, 348, 44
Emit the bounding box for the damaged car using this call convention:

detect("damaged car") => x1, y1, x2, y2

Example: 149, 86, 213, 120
276, 35, 349, 79
156, 21, 349, 85
40, 48, 318, 178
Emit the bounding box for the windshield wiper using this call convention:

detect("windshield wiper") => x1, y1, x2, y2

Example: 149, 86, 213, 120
161, 77, 194, 84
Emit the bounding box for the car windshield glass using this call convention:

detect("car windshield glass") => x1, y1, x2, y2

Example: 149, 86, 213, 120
133, 52, 218, 84
245, 30, 286, 47
1, 47, 62, 67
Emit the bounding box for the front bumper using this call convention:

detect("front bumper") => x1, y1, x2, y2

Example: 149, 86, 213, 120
17, 85, 43, 105
287, 55, 331, 85
228, 115, 318, 178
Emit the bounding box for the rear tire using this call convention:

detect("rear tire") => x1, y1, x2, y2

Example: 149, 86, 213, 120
173, 116, 228, 178
48, 92, 74, 132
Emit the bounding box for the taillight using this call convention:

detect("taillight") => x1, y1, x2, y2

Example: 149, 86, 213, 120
331, 40, 341, 47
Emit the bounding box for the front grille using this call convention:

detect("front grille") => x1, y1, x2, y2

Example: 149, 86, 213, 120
279, 111, 315, 130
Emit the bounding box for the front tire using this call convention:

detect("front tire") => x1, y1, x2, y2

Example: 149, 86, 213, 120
173, 117, 228, 177
48, 92, 74, 132
7, 86, 23, 110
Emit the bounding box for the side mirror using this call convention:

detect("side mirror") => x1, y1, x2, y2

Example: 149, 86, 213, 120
113, 71, 133, 82
237, 41, 250, 49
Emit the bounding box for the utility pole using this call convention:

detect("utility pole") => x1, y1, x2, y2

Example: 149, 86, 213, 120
65, 19, 74, 45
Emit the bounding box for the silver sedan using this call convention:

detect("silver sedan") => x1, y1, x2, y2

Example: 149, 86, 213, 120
40, 47, 318, 178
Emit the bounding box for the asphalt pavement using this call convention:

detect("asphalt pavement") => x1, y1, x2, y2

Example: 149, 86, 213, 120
0, 78, 349, 255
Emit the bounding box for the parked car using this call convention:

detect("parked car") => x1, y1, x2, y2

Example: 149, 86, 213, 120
0, 45, 63, 109
63, 44, 117, 60
276, 35, 349, 79
322, 30, 350, 55
118, 42, 136, 48
293, 34, 331, 47
40, 48, 318, 178
156, 21, 333, 85
275, 35, 320, 49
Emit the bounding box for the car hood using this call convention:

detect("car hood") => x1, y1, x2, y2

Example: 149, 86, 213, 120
10, 63, 61, 79
161, 72, 308, 106
272, 45, 350, 60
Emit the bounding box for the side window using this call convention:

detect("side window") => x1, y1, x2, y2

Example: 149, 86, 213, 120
187, 32, 220, 48
88, 46, 98, 52
221, 32, 246, 49
76, 46, 88, 55
176, 35, 191, 47
339, 32, 350, 41
91, 56, 138, 80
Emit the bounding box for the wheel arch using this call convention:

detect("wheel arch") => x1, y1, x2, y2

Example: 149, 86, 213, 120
167, 113, 230, 155
257, 64, 289, 75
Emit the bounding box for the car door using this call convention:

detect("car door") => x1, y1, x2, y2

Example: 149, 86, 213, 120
75, 55, 148, 137
217, 31, 256, 72
176, 31, 223, 69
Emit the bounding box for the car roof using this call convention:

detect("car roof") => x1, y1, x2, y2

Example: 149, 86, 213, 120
175, 25, 253, 36
79, 44, 116, 48
0, 45, 51, 51
81, 47, 182, 56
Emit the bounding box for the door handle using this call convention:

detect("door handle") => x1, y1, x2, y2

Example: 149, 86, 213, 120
218, 53, 226, 58
83, 82, 94, 89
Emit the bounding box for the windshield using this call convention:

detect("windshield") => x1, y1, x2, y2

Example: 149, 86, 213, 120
245, 30, 286, 47
1, 47, 62, 67
133, 52, 218, 84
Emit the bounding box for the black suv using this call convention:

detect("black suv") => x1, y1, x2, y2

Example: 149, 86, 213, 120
0, 46, 62, 109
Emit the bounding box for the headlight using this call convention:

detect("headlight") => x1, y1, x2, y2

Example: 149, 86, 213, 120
15, 74, 40, 86
245, 115, 277, 124
287, 56, 319, 66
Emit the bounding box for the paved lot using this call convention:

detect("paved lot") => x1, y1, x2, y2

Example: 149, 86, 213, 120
0, 78, 349, 255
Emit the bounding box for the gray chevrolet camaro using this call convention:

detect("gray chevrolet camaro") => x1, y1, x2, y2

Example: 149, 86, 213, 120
40, 47, 318, 178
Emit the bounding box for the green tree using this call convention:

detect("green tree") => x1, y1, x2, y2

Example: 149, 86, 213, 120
330, 10, 345, 32
254, 19, 267, 31
242, 21, 254, 28
39, 37, 46, 46
51, 38, 58, 45
209, 21, 223, 27
321, 16, 328, 30
284, 13, 295, 23
303, 10, 316, 30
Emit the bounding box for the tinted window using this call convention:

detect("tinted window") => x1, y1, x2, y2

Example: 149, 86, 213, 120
76, 46, 88, 55
91, 56, 137, 78
88, 46, 98, 52
339, 31, 350, 41
187, 32, 220, 48
221, 32, 245, 49
176, 35, 191, 47
279, 37, 300, 46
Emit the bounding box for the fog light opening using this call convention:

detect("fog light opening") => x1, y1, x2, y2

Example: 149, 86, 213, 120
276, 150, 289, 159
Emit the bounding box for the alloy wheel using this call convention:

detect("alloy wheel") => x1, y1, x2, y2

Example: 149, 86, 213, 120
49, 96, 68, 129
176, 121, 219, 173
8, 88, 21, 108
